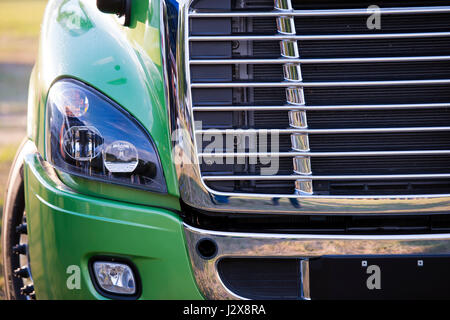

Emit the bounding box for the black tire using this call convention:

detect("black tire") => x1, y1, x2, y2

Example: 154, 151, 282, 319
1, 140, 32, 300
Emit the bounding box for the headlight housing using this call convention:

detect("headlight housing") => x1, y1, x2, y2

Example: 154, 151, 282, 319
46, 79, 167, 193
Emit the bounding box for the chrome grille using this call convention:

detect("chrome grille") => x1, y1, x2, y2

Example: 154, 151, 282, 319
188, 0, 450, 197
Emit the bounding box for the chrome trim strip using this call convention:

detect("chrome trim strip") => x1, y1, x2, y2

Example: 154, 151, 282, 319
190, 55, 450, 64
284, 63, 303, 82
296, 180, 314, 195
189, 32, 450, 41
188, 6, 450, 17
184, 224, 450, 300
274, 0, 292, 11
291, 133, 310, 152
191, 79, 450, 88
288, 111, 308, 128
286, 87, 305, 104
199, 150, 450, 157
293, 157, 312, 176
198, 184, 450, 199
202, 173, 450, 181
280, 40, 300, 58
300, 260, 310, 300
159, 0, 173, 147
277, 16, 296, 35
195, 126, 450, 134
185, 224, 450, 240
192, 103, 450, 111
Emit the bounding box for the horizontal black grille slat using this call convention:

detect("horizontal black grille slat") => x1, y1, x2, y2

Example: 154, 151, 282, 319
315, 179, 450, 195
187, 88, 430, 107
251, 86, 450, 105
301, 38, 450, 58
201, 155, 450, 177
249, 38, 450, 59
250, 62, 450, 81
253, 65, 284, 81
198, 132, 450, 153
305, 86, 450, 105
303, 61, 450, 81
311, 155, 450, 175
309, 133, 450, 152
197, 131, 450, 154
251, 41, 280, 58
196, 109, 450, 129
205, 180, 295, 194
198, 136, 292, 152
191, 65, 232, 82
306, 108, 450, 128
195, 110, 290, 128
253, 111, 289, 128
249, 15, 450, 35
201, 157, 294, 175
192, 88, 233, 105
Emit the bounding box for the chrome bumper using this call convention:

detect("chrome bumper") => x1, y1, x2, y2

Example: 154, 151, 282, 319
184, 224, 450, 300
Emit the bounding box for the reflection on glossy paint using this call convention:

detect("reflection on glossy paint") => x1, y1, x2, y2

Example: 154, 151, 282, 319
57, 0, 93, 36
107, 78, 127, 85
92, 56, 114, 66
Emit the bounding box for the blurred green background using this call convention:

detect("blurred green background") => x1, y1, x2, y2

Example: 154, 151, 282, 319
0, 0, 48, 299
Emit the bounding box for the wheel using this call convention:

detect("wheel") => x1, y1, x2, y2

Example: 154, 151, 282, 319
2, 146, 35, 300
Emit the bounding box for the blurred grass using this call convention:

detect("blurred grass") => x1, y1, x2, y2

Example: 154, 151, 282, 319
0, 0, 48, 300
0, 144, 19, 218
0, 1, 46, 37
0, 0, 47, 64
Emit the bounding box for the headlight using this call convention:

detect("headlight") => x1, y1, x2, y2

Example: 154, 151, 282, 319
46, 79, 167, 193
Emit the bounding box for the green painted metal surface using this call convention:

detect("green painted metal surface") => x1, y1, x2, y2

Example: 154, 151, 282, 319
23, 151, 203, 299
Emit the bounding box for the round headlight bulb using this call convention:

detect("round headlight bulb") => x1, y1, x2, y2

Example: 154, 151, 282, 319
57, 88, 89, 117
63, 126, 103, 161
104, 141, 139, 173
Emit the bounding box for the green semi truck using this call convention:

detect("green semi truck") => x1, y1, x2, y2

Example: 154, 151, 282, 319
3, 0, 450, 299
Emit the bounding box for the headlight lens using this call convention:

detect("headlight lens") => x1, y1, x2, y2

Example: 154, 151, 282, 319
46, 79, 166, 193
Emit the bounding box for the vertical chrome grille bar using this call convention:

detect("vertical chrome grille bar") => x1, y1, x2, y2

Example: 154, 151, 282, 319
275, 0, 313, 195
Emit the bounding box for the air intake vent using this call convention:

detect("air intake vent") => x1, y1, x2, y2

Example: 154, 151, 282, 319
217, 258, 301, 299
188, 0, 450, 196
